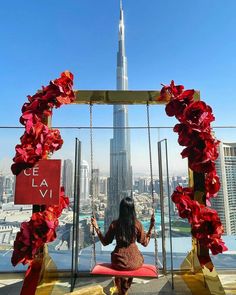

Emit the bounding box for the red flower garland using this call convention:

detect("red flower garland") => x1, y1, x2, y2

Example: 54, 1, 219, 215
171, 186, 227, 256
11, 188, 69, 266
161, 81, 228, 263
11, 71, 75, 267
11, 71, 75, 176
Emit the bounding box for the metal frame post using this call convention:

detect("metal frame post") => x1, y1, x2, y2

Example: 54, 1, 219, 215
164, 139, 174, 289
71, 138, 81, 292
157, 141, 167, 274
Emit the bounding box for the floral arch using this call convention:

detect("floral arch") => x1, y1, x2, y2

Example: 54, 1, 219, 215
11, 72, 227, 293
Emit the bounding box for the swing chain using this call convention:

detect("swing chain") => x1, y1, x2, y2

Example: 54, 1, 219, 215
146, 102, 159, 273
90, 102, 96, 268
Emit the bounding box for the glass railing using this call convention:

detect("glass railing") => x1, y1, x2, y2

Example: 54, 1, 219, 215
0, 120, 235, 274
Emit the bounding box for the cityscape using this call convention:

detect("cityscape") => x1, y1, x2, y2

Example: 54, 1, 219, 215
0, 163, 190, 262
0, 141, 236, 260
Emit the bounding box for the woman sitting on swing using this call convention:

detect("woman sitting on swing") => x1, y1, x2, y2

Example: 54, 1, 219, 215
91, 196, 155, 295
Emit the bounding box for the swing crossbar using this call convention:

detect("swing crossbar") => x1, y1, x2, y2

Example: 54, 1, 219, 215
73, 90, 200, 104
91, 263, 158, 278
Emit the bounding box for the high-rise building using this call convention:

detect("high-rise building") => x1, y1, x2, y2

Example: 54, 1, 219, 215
0, 175, 5, 204
138, 178, 148, 194
105, 1, 132, 229
91, 168, 100, 199
0, 175, 15, 204
100, 177, 108, 196
62, 159, 73, 199
212, 142, 236, 235
80, 160, 90, 206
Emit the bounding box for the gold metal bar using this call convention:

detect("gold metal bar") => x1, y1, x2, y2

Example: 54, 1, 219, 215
73, 90, 200, 105
73, 90, 200, 104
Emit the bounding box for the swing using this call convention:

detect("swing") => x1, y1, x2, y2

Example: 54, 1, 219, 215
89, 103, 159, 278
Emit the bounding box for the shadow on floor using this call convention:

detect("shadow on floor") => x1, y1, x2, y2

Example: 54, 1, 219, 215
73, 276, 177, 295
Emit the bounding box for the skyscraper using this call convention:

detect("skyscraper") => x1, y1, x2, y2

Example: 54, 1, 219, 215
80, 160, 90, 206
91, 168, 100, 199
0, 175, 5, 204
105, 0, 132, 229
100, 177, 108, 196
212, 142, 236, 235
62, 159, 73, 199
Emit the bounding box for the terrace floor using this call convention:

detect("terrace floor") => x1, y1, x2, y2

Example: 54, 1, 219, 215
0, 270, 235, 295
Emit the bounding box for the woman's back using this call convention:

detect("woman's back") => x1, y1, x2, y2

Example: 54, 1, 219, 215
114, 219, 151, 248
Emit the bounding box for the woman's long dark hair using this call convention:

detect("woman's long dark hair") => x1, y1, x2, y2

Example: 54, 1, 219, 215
117, 197, 136, 247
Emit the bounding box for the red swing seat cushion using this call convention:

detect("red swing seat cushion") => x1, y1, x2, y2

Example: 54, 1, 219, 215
91, 263, 158, 277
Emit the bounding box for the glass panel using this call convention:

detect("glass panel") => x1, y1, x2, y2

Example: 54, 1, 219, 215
157, 132, 191, 272
1, 122, 235, 275
0, 128, 29, 272
47, 128, 81, 271
77, 126, 113, 272
0, 127, 74, 272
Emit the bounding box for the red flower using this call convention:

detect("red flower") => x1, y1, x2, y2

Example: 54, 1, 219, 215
175, 195, 192, 219
181, 137, 219, 173
191, 207, 225, 251
173, 123, 199, 146
171, 186, 201, 223
166, 100, 186, 118
161, 80, 184, 98
209, 238, 228, 255
31, 212, 57, 244
171, 186, 194, 202
51, 71, 75, 107
190, 160, 215, 174
183, 101, 215, 131
11, 222, 34, 266
47, 187, 69, 218
174, 123, 216, 147
165, 89, 195, 120
205, 171, 221, 198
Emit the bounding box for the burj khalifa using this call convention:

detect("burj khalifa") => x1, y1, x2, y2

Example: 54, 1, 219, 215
105, 0, 132, 229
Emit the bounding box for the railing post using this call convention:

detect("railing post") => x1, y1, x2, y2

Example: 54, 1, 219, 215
158, 141, 167, 274
71, 138, 81, 292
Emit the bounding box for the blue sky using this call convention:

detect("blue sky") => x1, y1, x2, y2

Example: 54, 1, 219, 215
1, 0, 236, 174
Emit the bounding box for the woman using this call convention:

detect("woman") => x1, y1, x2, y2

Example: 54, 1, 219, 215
91, 196, 155, 295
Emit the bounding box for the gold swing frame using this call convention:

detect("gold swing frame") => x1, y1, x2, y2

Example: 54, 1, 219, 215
71, 89, 224, 294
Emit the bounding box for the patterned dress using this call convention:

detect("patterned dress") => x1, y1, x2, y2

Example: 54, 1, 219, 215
96, 219, 150, 270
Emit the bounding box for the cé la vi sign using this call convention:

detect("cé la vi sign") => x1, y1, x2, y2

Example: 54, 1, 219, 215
15, 159, 61, 205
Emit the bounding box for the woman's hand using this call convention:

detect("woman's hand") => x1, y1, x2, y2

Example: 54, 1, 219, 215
150, 214, 155, 227
91, 217, 99, 230
146, 213, 155, 240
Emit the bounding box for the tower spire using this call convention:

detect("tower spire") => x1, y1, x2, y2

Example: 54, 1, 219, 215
105, 0, 132, 230
117, 0, 127, 90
